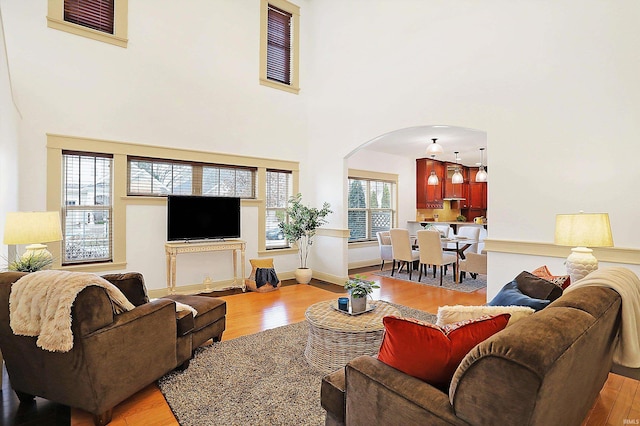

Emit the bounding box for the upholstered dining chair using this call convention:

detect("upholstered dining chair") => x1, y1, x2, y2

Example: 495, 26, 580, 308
459, 252, 487, 281
454, 226, 481, 253
389, 228, 420, 280
376, 231, 393, 270
416, 229, 458, 286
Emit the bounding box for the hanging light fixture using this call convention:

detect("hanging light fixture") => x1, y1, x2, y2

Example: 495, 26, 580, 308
475, 147, 488, 182
452, 152, 464, 184
426, 138, 444, 155
427, 154, 439, 185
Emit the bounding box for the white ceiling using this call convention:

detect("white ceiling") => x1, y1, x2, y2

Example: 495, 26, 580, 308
357, 125, 488, 167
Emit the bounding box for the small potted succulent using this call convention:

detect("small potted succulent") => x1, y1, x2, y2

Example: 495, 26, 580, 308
344, 274, 380, 313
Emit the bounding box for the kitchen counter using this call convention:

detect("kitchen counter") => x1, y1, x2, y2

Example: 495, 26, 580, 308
406, 221, 487, 236
407, 221, 487, 227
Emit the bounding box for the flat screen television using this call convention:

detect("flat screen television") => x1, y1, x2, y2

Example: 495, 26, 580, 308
167, 195, 241, 241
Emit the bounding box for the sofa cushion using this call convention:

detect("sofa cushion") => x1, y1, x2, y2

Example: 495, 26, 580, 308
531, 265, 571, 289
101, 272, 149, 306
436, 304, 535, 327
488, 279, 550, 311
515, 271, 563, 301
377, 314, 510, 388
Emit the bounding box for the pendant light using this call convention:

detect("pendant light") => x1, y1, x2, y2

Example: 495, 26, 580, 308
426, 138, 443, 155
475, 147, 488, 182
427, 154, 439, 185
452, 152, 464, 184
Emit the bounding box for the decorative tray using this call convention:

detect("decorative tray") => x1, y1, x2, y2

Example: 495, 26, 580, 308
331, 302, 377, 316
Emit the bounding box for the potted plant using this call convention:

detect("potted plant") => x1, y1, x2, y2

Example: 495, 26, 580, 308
278, 193, 332, 284
344, 274, 380, 313
5, 252, 54, 272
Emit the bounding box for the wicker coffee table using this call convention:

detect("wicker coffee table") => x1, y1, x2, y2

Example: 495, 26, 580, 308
304, 299, 401, 373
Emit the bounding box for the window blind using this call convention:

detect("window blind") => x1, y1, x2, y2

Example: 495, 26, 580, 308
267, 5, 292, 85
64, 0, 115, 34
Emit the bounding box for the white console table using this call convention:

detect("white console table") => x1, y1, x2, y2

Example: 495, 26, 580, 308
165, 240, 246, 294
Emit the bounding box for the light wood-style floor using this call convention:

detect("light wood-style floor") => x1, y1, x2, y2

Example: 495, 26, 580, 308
68, 270, 639, 426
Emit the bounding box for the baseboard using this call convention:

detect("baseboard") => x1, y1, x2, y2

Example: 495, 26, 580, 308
348, 259, 382, 270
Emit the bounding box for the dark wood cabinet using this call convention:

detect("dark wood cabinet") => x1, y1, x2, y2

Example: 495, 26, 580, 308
444, 163, 467, 199
468, 181, 487, 209
416, 158, 444, 208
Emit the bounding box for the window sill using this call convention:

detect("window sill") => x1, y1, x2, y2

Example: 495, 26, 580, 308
57, 261, 127, 273
258, 247, 298, 256
348, 240, 377, 248
47, 17, 128, 48
259, 78, 300, 94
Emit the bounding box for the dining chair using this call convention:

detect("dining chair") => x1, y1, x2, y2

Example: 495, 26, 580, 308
376, 231, 393, 270
477, 227, 488, 253
431, 224, 453, 239
455, 226, 481, 253
416, 229, 458, 286
389, 228, 420, 280
459, 252, 487, 281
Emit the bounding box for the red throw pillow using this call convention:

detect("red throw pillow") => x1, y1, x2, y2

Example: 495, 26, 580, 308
377, 314, 510, 388
531, 265, 571, 289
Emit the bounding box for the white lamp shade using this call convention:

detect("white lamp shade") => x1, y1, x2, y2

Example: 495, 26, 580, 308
427, 171, 439, 185
475, 167, 488, 182
3, 211, 63, 245
426, 141, 443, 155
554, 213, 613, 248
452, 169, 464, 184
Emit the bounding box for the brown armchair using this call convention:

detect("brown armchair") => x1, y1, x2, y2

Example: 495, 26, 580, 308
0, 271, 192, 425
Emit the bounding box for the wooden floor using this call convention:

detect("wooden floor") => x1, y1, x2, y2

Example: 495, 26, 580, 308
5, 268, 638, 425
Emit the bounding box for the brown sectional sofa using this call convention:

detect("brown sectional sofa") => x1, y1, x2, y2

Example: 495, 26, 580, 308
322, 285, 622, 425
0, 271, 226, 425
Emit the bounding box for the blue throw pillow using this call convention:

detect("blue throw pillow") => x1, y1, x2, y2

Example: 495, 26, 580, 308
487, 280, 550, 311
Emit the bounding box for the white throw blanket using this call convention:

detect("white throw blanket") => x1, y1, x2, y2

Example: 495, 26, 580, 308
564, 267, 640, 368
9, 270, 135, 353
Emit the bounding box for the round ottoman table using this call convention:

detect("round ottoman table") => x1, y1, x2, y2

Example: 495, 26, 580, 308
304, 299, 401, 374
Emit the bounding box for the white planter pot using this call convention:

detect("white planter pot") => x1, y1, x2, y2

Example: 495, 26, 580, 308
350, 296, 367, 314
295, 267, 313, 284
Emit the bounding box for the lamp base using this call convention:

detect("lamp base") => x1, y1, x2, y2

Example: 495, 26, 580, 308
22, 244, 54, 270
566, 247, 598, 283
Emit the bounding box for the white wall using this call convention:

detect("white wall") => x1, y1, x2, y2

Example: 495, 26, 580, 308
0, 0, 312, 287
346, 148, 415, 267
0, 4, 19, 262
2, 1, 639, 296
304, 0, 640, 296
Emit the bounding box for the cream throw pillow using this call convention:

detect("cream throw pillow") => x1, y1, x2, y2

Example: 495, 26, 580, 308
436, 305, 535, 327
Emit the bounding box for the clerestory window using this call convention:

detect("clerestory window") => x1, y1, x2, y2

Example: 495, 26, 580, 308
128, 157, 256, 199
47, 0, 129, 48
260, 0, 300, 94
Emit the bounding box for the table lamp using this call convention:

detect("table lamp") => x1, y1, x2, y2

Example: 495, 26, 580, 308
3, 211, 63, 267
554, 212, 613, 283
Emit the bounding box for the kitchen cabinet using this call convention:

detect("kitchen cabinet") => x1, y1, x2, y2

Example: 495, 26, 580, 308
416, 158, 444, 208
444, 163, 467, 199
468, 181, 487, 209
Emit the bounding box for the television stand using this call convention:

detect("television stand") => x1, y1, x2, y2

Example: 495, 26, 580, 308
165, 239, 246, 294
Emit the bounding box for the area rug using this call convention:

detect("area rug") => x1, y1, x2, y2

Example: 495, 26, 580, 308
158, 303, 435, 426
373, 268, 486, 293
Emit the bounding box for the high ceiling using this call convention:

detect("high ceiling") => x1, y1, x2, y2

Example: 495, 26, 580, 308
357, 125, 488, 167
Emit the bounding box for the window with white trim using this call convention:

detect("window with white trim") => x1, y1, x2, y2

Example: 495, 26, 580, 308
128, 157, 256, 198
260, 0, 300, 94
47, 0, 129, 48
62, 151, 113, 264
265, 170, 292, 248
348, 178, 395, 242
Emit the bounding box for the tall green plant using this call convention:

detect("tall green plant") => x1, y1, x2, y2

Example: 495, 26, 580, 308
278, 193, 332, 268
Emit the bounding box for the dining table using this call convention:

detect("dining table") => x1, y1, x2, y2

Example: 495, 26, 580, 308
411, 236, 479, 283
